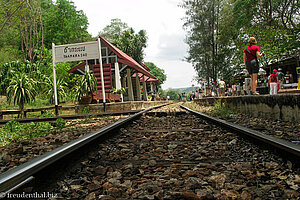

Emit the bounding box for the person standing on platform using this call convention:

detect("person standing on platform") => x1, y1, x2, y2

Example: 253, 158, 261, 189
219, 79, 226, 96
243, 37, 264, 95
211, 82, 217, 97
269, 69, 279, 95
244, 77, 251, 95
277, 68, 284, 89
236, 84, 241, 96
182, 92, 186, 102
284, 71, 294, 84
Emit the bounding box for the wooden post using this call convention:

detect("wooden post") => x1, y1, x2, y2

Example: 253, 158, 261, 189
142, 75, 148, 101
127, 68, 134, 101
135, 72, 141, 101
150, 82, 154, 93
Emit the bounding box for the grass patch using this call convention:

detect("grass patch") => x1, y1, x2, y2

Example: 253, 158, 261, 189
205, 100, 237, 118
0, 118, 66, 146
184, 100, 237, 119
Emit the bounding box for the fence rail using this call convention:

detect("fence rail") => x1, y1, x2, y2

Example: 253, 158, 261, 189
0, 106, 69, 119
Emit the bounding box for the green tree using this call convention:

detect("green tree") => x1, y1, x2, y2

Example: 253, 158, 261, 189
7, 72, 37, 118
0, 0, 27, 32
166, 90, 179, 101
99, 18, 129, 41
100, 19, 148, 64
113, 28, 148, 64
182, 0, 299, 84
144, 62, 167, 84
19, 0, 44, 63
182, 0, 230, 84
0, 61, 41, 95
41, 0, 91, 48
220, 0, 299, 68
0, 0, 43, 64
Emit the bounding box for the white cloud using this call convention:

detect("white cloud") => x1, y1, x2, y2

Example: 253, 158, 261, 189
72, 0, 196, 89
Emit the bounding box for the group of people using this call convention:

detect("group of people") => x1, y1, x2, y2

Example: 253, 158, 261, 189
209, 79, 249, 97
175, 36, 295, 100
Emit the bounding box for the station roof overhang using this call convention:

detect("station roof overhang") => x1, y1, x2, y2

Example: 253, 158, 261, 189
99, 36, 156, 79
132, 72, 162, 84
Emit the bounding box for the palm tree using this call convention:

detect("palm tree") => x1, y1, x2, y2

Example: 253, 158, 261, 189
7, 72, 37, 118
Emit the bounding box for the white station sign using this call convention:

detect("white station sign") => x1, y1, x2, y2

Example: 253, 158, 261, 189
54, 41, 99, 63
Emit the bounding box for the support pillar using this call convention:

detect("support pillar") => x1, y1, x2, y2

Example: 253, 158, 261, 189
142, 75, 148, 101
135, 72, 141, 101
126, 68, 134, 101
114, 62, 123, 102
150, 82, 154, 94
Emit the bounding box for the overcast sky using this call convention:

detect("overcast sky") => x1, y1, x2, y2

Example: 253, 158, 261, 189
72, 0, 197, 89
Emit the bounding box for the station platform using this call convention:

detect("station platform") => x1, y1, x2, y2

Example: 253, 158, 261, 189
194, 94, 300, 122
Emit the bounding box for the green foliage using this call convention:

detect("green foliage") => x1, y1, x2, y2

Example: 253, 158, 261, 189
113, 28, 148, 64
144, 62, 167, 84
181, 0, 230, 84
220, 0, 299, 67
55, 118, 65, 131
44, 77, 68, 104
100, 19, 148, 64
40, 110, 55, 118
41, 0, 91, 48
158, 88, 166, 98
81, 106, 90, 114
0, 120, 54, 146
112, 87, 126, 94
0, 47, 20, 67
166, 90, 179, 100
5, 120, 21, 133
7, 72, 37, 117
99, 18, 129, 41
0, 61, 42, 95
182, 0, 299, 85
207, 100, 236, 118
74, 72, 96, 101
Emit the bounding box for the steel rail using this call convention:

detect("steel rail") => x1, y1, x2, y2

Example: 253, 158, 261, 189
181, 105, 300, 158
0, 103, 170, 194
0, 110, 142, 125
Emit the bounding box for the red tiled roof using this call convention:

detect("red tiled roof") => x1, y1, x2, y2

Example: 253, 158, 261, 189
132, 73, 161, 84
99, 36, 156, 79
141, 63, 151, 71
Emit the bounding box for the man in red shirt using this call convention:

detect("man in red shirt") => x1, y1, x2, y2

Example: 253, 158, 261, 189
243, 37, 264, 95
269, 69, 279, 95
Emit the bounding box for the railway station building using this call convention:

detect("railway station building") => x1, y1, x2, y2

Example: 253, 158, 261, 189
67, 36, 161, 103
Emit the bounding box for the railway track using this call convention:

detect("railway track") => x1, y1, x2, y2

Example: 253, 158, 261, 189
0, 103, 299, 199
